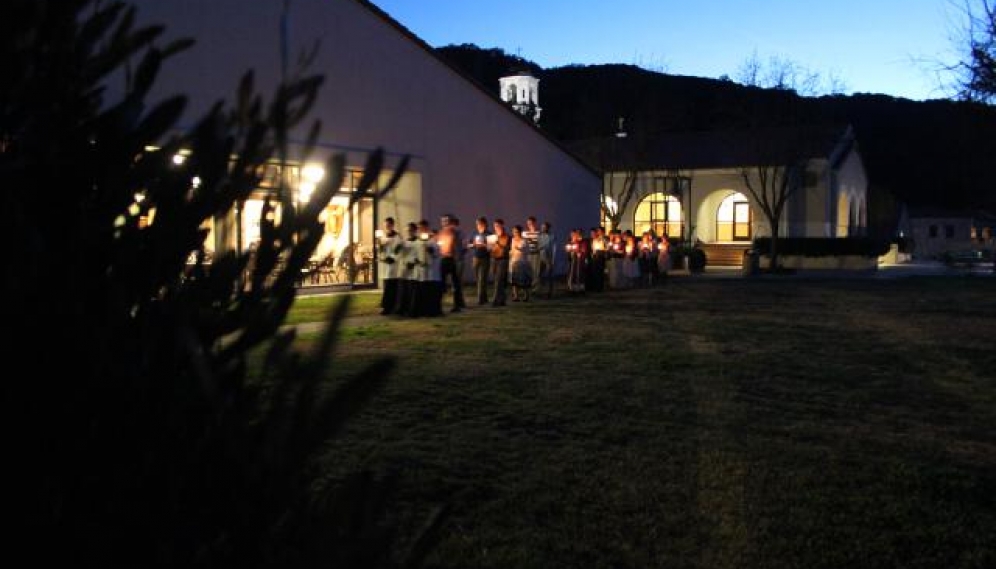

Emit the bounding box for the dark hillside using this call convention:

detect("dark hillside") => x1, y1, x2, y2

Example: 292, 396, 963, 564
436, 43, 542, 96
437, 44, 996, 211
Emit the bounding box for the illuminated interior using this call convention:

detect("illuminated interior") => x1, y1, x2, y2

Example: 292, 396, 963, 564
716, 192, 751, 242
138, 152, 378, 285
633, 192, 683, 238
836, 193, 851, 237
232, 167, 376, 283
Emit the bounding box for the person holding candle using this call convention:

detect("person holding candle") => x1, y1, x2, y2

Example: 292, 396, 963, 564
607, 229, 625, 289
396, 221, 419, 316
427, 226, 444, 317
408, 221, 429, 317
490, 219, 511, 307
587, 226, 607, 292
566, 228, 589, 293
623, 230, 640, 287
451, 216, 467, 305
523, 216, 542, 296
414, 220, 444, 317
509, 224, 533, 302
657, 233, 672, 283
537, 221, 557, 298
638, 230, 658, 287
438, 214, 466, 313
469, 216, 492, 305
377, 217, 404, 315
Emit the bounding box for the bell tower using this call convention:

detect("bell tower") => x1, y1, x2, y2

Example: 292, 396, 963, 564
499, 70, 541, 124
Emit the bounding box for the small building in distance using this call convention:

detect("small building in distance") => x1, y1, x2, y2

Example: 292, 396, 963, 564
905, 206, 995, 259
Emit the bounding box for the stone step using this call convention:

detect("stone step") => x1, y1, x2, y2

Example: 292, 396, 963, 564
698, 244, 751, 266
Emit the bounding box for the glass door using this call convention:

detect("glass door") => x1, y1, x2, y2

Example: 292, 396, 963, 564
733, 201, 751, 241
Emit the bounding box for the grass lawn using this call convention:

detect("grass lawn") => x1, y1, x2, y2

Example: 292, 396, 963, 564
285, 276, 996, 569
282, 288, 383, 324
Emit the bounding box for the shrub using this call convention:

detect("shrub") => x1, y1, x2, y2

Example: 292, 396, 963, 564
752, 237, 891, 257
687, 247, 707, 272
4, 2, 438, 567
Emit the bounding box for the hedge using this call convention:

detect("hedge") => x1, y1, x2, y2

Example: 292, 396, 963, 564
751, 237, 892, 257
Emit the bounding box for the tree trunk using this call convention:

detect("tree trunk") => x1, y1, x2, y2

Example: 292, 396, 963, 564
769, 219, 780, 271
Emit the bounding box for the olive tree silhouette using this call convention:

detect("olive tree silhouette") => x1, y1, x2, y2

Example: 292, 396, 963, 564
3, 1, 439, 567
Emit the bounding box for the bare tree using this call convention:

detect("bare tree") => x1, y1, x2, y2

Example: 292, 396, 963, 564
737, 129, 815, 270
602, 169, 640, 231
735, 50, 847, 96
955, 0, 996, 102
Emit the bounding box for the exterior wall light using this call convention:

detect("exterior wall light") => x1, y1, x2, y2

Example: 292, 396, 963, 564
302, 164, 325, 183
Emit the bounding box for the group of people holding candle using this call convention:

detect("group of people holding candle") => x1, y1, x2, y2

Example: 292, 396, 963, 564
376, 214, 558, 316
566, 227, 672, 293
375, 215, 672, 316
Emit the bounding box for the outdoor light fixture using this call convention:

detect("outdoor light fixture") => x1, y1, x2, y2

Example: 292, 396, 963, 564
172, 153, 186, 166
298, 163, 325, 205
298, 183, 314, 204
302, 163, 325, 183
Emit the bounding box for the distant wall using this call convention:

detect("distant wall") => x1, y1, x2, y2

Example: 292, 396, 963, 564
910, 217, 975, 259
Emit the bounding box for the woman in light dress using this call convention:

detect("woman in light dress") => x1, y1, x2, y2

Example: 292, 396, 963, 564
509, 224, 533, 301
657, 234, 672, 282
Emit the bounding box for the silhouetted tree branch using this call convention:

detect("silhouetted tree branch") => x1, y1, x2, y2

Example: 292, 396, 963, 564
3, 2, 438, 567
957, 0, 996, 102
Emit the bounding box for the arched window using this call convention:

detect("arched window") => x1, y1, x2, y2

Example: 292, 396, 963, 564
717, 192, 751, 241
634, 192, 683, 238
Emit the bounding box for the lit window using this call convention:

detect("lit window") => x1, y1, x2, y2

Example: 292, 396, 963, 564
634, 192, 683, 238
717, 192, 751, 242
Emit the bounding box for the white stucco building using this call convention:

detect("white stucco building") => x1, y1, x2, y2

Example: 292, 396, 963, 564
123, 0, 599, 283
572, 125, 869, 265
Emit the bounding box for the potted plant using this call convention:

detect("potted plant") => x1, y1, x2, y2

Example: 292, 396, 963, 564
687, 246, 707, 273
